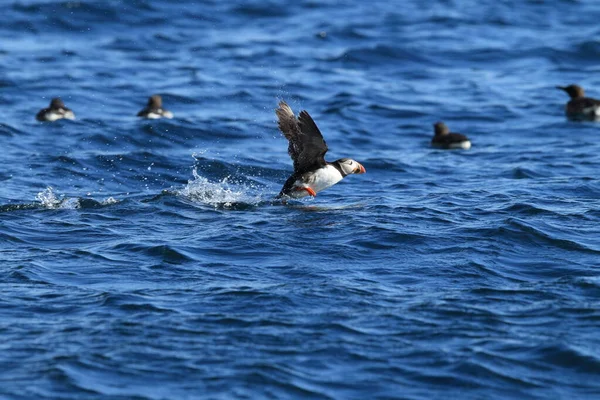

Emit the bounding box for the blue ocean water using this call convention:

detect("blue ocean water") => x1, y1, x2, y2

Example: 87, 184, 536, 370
2, 0, 600, 398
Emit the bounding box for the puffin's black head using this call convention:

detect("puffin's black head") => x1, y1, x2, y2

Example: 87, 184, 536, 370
433, 122, 449, 136
335, 158, 366, 176
557, 84, 585, 99
50, 98, 65, 109
148, 95, 163, 108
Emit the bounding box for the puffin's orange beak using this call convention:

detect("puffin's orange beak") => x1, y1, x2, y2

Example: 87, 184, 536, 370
355, 163, 366, 174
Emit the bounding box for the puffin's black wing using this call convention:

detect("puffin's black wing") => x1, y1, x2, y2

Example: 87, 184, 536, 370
447, 132, 469, 143
432, 132, 469, 145
567, 97, 600, 117
35, 108, 49, 121
583, 97, 600, 107
275, 101, 328, 174
297, 110, 328, 169
276, 101, 302, 169
580, 97, 600, 110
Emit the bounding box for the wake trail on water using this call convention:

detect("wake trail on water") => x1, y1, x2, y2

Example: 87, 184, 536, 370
1, 167, 302, 213
0, 187, 119, 212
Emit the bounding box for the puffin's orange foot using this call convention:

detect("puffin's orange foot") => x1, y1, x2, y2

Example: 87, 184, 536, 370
297, 187, 316, 197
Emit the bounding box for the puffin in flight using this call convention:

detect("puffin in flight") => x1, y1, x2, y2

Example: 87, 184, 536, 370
275, 101, 365, 199
36, 98, 75, 122
556, 84, 600, 120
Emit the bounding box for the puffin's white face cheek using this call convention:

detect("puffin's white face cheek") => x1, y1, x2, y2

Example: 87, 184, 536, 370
350, 160, 365, 174
339, 160, 355, 175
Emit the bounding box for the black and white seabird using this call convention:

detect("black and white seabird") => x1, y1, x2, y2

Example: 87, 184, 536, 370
431, 122, 471, 150
35, 98, 75, 122
557, 84, 600, 120
275, 101, 365, 199
137, 95, 173, 119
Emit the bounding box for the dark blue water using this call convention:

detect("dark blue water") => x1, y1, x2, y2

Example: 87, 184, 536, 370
2, 1, 600, 398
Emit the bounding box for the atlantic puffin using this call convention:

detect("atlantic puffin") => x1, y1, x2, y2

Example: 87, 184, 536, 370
275, 101, 365, 199
137, 95, 173, 119
431, 122, 471, 150
36, 98, 75, 122
557, 84, 600, 120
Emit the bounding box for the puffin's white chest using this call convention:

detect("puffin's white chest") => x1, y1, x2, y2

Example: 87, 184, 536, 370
43, 110, 75, 121
291, 165, 343, 198
144, 109, 174, 119
448, 140, 471, 150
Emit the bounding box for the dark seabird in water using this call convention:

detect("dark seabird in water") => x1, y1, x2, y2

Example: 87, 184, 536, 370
36, 98, 75, 122
275, 101, 366, 199
557, 84, 600, 120
137, 95, 173, 119
431, 122, 471, 150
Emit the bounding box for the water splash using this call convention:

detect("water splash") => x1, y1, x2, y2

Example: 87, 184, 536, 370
35, 187, 78, 209
103, 197, 118, 205
35, 187, 119, 209
177, 169, 263, 208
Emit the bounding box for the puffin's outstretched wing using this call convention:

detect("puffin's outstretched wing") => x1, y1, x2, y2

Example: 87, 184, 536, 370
276, 101, 328, 174
275, 101, 302, 168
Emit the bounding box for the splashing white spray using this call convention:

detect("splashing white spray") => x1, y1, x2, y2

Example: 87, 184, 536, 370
177, 169, 262, 208
35, 187, 119, 209
35, 187, 79, 209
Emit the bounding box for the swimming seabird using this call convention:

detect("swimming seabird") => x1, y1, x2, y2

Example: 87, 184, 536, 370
137, 95, 173, 119
36, 98, 75, 122
557, 84, 600, 120
431, 122, 471, 150
275, 101, 365, 199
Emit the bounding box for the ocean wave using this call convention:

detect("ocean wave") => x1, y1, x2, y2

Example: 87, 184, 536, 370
324, 44, 432, 67
0, 122, 22, 137
505, 218, 600, 254
109, 243, 196, 264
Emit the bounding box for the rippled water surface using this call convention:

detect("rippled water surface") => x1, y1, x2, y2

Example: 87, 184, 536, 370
2, 1, 600, 399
